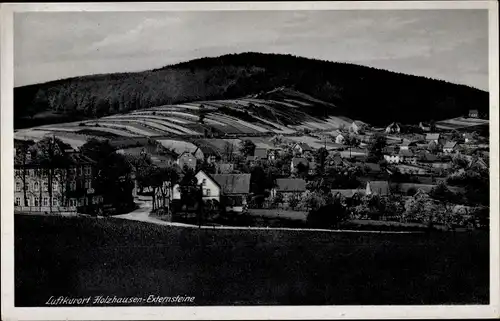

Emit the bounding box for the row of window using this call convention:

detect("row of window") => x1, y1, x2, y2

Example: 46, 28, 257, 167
15, 180, 92, 192
14, 167, 92, 177
15, 196, 58, 207
15, 197, 85, 207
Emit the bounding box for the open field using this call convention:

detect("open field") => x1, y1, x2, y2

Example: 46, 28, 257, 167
436, 117, 489, 130
15, 215, 489, 306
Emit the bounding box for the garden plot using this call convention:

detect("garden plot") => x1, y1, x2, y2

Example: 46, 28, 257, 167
15, 129, 55, 141
213, 113, 269, 133
252, 116, 296, 134
104, 116, 197, 135
436, 117, 489, 130
94, 121, 159, 137
196, 139, 242, 154
80, 124, 137, 137
324, 116, 353, 128
109, 113, 191, 125
211, 114, 263, 134
283, 99, 313, 107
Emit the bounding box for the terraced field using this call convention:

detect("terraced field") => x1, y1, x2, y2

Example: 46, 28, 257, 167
436, 117, 489, 130
14, 88, 354, 150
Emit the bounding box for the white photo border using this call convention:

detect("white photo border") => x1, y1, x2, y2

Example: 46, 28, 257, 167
1, 1, 499, 320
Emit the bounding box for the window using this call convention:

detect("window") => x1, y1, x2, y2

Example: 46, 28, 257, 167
52, 181, 58, 191
69, 199, 76, 207
84, 180, 91, 189
202, 179, 207, 186
43, 197, 49, 206
34, 197, 39, 207
78, 199, 84, 206
33, 182, 39, 191
85, 167, 91, 175
15, 181, 21, 192
15, 197, 20, 206
30, 169, 35, 177
43, 182, 49, 191
205, 189, 211, 197
70, 181, 77, 191
52, 198, 58, 207
78, 167, 83, 176
15, 169, 20, 176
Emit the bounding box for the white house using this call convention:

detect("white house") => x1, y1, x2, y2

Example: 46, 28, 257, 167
384, 154, 401, 164
385, 122, 401, 134
443, 141, 458, 153
292, 142, 312, 155
172, 170, 250, 212
350, 120, 368, 134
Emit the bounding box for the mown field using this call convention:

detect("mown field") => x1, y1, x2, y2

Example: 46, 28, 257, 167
15, 215, 489, 306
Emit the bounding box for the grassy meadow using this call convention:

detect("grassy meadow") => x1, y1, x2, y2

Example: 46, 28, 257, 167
15, 215, 489, 306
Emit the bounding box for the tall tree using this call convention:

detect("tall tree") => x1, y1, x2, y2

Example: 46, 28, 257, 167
239, 139, 256, 157
33, 136, 72, 212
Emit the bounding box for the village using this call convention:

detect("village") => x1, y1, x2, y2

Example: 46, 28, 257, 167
13, 108, 489, 231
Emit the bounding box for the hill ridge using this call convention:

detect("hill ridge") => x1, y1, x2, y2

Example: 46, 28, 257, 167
14, 52, 488, 129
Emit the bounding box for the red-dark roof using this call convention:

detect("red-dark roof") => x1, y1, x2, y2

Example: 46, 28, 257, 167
275, 178, 306, 192
212, 174, 251, 195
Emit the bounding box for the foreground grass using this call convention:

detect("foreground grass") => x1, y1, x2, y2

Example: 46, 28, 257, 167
15, 215, 489, 306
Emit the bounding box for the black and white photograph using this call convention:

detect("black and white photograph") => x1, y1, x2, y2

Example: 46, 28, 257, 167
1, 1, 499, 320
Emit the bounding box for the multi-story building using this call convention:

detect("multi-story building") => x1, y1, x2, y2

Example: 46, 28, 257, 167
14, 145, 102, 213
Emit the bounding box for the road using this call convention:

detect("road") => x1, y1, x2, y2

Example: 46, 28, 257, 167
113, 199, 421, 234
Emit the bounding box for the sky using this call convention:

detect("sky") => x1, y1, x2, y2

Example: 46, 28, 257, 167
14, 10, 489, 91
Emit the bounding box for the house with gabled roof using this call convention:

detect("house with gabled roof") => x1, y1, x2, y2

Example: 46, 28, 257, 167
173, 170, 250, 212
350, 120, 368, 134
399, 139, 417, 151
443, 141, 458, 153
271, 178, 307, 202
468, 109, 479, 118
385, 122, 401, 134
399, 149, 417, 164
292, 142, 313, 155
365, 181, 391, 196
426, 133, 440, 143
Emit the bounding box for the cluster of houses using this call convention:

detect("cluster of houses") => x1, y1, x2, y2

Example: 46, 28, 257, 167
14, 110, 488, 216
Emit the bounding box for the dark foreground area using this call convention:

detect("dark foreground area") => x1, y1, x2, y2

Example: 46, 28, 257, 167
15, 215, 489, 306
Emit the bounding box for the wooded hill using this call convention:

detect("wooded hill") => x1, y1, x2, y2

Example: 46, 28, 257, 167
15, 52, 488, 129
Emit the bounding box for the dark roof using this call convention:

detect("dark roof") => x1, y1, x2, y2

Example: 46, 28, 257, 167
331, 189, 366, 198
400, 140, 415, 147
212, 174, 251, 195
443, 141, 457, 149
426, 133, 440, 140
217, 163, 234, 174
294, 142, 312, 151
367, 181, 390, 195
253, 148, 268, 159
392, 183, 436, 194
275, 178, 306, 192
291, 157, 309, 167
418, 152, 439, 162
365, 163, 381, 172
399, 150, 414, 157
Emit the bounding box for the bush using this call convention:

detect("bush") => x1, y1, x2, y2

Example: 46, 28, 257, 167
307, 202, 347, 229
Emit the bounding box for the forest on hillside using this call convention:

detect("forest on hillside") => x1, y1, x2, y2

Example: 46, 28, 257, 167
14, 52, 489, 128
